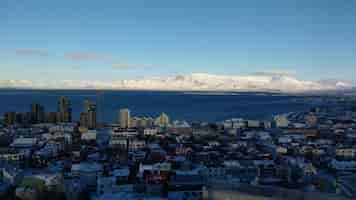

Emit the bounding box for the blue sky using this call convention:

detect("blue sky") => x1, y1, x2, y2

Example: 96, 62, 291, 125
1, 0, 355, 82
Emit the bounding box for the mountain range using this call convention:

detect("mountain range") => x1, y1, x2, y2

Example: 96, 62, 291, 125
0, 73, 354, 93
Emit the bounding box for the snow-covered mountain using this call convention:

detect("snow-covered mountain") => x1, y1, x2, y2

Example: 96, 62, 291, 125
0, 73, 354, 93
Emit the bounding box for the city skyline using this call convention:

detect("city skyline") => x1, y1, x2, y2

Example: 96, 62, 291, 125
2, 2, 356, 199
1, 0, 356, 89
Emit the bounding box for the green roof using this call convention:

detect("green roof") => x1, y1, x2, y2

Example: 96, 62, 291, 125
20, 178, 46, 188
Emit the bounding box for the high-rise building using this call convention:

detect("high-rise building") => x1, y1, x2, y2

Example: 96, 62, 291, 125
155, 112, 170, 127
119, 108, 130, 129
46, 112, 58, 123
58, 96, 72, 123
30, 103, 45, 124
80, 100, 97, 130
16, 112, 31, 126
88, 103, 97, 129
83, 99, 90, 113
80, 112, 89, 128
145, 117, 154, 127
4, 112, 16, 126
4, 112, 31, 126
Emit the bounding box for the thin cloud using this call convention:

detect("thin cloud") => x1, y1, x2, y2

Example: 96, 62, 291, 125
15, 49, 48, 57
252, 69, 297, 77
66, 52, 113, 62
66, 52, 153, 71
112, 62, 142, 69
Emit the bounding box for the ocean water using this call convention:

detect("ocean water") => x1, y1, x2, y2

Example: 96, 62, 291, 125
0, 89, 315, 122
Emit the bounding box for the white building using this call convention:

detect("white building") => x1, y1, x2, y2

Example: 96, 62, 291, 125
109, 137, 127, 149
81, 130, 97, 141
35, 142, 61, 158
34, 173, 63, 188
223, 120, 233, 129
2, 166, 24, 186
138, 162, 171, 178
112, 130, 138, 138
335, 148, 356, 158
276, 146, 288, 154
278, 136, 292, 144
155, 113, 170, 128
11, 138, 37, 148
49, 124, 75, 133
143, 128, 158, 136
231, 118, 246, 129
247, 120, 260, 128
128, 140, 146, 152
0, 149, 25, 163
223, 160, 241, 168
274, 115, 289, 128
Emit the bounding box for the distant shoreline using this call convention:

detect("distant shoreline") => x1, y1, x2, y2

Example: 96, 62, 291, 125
0, 87, 327, 96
